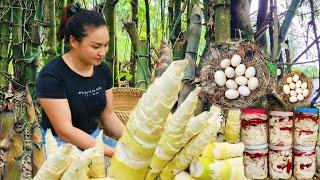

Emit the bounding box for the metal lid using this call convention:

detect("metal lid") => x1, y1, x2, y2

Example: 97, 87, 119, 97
245, 144, 268, 150
295, 108, 319, 115
269, 145, 292, 151
242, 108, 266, 115
269, 111, 293, 117
294, 145, 315, 152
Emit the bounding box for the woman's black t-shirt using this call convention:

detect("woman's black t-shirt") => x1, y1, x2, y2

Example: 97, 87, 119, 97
35, 56, 113, 136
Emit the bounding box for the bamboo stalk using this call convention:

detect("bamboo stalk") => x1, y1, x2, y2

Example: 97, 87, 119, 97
135, 40, 150, 89
214, 0, 231, 44
0, 0, 11, 91
43, 0, 57, 65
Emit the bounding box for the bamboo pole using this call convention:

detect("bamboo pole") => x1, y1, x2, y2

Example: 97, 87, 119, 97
135, 40, 150, 89
105, 0, 119, 86
214, 0, 231, 44
178, 4, 202, 106
0, 0, 11, 91
43, 0, 57, 65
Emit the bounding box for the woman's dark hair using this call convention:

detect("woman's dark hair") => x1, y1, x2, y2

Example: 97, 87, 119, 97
57, 3, 107, 42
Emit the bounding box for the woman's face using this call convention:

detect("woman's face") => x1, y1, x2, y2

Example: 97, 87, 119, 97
71, 25, 109, 66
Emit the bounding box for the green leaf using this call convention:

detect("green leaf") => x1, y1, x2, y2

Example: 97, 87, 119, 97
125, 73, 133, 81
265, 60, 278, 77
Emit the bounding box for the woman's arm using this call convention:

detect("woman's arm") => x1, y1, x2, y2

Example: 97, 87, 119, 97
100, 89, 125, 139
39, 98, 115, 157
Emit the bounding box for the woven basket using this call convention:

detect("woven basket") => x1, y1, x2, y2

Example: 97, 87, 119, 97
112, 87, 145, 124
199, 41, 270, 109
278, 71, 313, 108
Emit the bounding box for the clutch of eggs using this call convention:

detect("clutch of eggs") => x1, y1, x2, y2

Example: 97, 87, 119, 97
282, 74, 309, 103
215, 54, 259, 100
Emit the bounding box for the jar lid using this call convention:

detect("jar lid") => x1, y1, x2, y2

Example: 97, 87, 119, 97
295, 108, 319, 115
242, 108, 266, 115
269, 111, 293, 117
269, 145, 292, 151
245, 144, 268, 150
294, 145, 315, 152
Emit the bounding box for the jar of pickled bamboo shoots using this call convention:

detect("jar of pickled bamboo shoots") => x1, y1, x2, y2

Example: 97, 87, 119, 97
293, 145, 316, 179
294, 108, 319, 147
317, 145, 320, 170
269, 111, 293, 147
241, 108, 268, 146
269, 145, 292, 179
244, 144, 268, 179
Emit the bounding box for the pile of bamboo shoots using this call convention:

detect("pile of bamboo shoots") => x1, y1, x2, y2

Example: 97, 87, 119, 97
34, 129, 110, 180
0, 87, 45, 180
110, 60, 223, 180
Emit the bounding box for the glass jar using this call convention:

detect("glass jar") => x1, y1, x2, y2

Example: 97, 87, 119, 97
243, 144, 268, 179
269, 111, 293, 147
293, 146, 316, 179
269, 145, 292, 179
241, 109, 268, 146
294, 108, 319, 147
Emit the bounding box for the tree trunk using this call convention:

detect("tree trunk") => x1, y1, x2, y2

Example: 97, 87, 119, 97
215, 0, 231, 44
172, 0, 182, 44
131, 0, 138, 25
144, 0, 151, 73
124, 22, 138, 87
0, 0, 11, 91
272, 0, 279, 61
43, 0, 57, 65
24, 0, 41, 96
256, 0, 268, 47
135, 40, 151, 89
105, 0, 119, 87
178, 4, 202, 106
278, 0, 302, 45
12, 0, 25, 89
269, 0, 274, 53
231, 0, 253, 41
168, 0, 174, 33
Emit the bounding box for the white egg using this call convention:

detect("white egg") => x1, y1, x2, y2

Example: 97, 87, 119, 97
292, 74, 299, 82
235, 64, 246, 76
235, 76, 248, 86
295, 80, 302, 88
297, 94, 304, 101
295, 88, 303, 94
303, 89, 309, 97
283, 85, 290, 95
225, 67, 235, 78
231, 54, 241, 67
286, 77, 293, 83
290, 90, 297, 97
289, 96, 298, 103
245, 66, 256, 79
289, 82, 295, 89
301, 82, 308, 90
214, 71, 226, 86
248, 77, 259, 90
220, 59, 231, 69
238, 86, 251, 96
226, 80, 238, 89
225, 89, 240, 99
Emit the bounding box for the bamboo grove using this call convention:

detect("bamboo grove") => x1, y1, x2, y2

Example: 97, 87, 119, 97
0, 0, 319, 179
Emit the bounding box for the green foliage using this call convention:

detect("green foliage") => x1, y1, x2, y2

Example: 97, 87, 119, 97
291, 64, 319, 78
116, 71, 133, 81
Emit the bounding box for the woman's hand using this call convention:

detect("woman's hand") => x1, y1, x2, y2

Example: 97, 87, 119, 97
100, 89, 125, 139
104, 145, 115, 157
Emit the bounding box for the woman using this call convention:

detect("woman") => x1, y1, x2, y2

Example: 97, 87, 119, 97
35, 3, 124, 157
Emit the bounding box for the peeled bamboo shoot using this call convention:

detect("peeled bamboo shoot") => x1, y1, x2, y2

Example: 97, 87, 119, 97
110, 60, 188, 180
